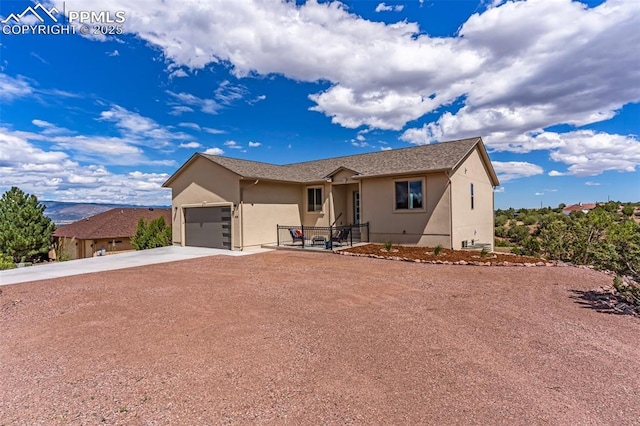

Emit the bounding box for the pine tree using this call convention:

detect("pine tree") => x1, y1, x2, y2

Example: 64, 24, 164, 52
0, 187, 55, 263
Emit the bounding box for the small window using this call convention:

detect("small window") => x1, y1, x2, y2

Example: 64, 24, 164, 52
307, 187, 323, 212
470, 183, 475, 210
395, 179, 423, 210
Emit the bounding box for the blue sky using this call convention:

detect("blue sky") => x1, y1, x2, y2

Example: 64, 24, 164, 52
0, 0, 638, 209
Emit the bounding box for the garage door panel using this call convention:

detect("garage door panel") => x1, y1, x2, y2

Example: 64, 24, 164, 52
184, 206, 231, 249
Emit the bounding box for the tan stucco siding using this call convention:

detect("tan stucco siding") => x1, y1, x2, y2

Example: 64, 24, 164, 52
302, 182, 331, 227
241, 181, 302, 247
56, 237, 135, 259
330, 183, 358, 226
169, 156, 240, 246
331, 169, 358, 184
450, 147, 495, 250
361, 173, 451, 247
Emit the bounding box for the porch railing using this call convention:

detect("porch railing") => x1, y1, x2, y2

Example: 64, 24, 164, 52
276, 222, 369, 248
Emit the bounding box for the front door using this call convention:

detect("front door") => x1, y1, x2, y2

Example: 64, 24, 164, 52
353, 191, 360, 224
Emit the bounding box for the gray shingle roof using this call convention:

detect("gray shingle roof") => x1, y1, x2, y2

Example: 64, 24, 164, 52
200, 137, 490, 183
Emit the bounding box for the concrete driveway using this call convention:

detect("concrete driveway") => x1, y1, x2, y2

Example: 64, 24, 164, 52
0, 246, 270, 286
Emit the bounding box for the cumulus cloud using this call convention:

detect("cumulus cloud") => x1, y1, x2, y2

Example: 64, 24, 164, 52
179, 142, 201, 149
492, 161, 544, 182
43, 0, 640, 184
0, 129, 171, 204
248, 141, 261, 147
49, 0, 640, 136
204, 147, 224, 155
224, 140, 242, 149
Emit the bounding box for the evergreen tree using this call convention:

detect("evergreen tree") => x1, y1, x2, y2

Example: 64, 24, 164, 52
131, 216, 172, 250
0, 187, 55, 263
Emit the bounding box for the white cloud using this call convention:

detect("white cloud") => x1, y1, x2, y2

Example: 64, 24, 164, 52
169, 105, 195, 116
214, 80, 248, 105
380, 146, 392, 151
492, 161, 544, 182
548, 170, 565, 177
204, 147, 224, 155
248, 141, 261, 147
0, 129, 171, 204
107, 49, 119, 56
585, 181, 601, 186
535, 192, 544, 196
169, 69, 188, 79
248, 94, 266, 105
50, 0, 640, 173
98, 104, 190, 148
178, 122, 201, 131
224, 140, 242, 149
179, 141, 201, 149
375, 3, 404, 12
203, 127, 226, 134
494, 186, 505, 193
166, 91, 220, 115
0, 73, 33, 101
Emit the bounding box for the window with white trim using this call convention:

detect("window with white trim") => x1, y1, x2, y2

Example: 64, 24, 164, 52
307, 186, 323, 212
395, 179, 423, 210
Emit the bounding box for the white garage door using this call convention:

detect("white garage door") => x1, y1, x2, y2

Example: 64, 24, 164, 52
184, 206, 232, 249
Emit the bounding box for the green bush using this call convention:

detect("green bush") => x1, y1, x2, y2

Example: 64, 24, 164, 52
433, 244, 443, 256
494, 215, 508, 227
0, 252, 16, 270
383, 241, 393, 252
131, 217, 172, 250
508, 225, 529, 243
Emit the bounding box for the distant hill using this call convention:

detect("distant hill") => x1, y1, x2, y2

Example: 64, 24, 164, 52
42, 201, 170, 225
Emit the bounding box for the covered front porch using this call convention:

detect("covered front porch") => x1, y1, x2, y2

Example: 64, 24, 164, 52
275, 223, 370, 250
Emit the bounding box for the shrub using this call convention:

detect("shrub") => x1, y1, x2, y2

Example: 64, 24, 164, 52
0, 252, 16, 270
613, 277, 640, 307
433, 244, 443, 256
508, 225, 529, 243
480, 246, 490, 258
131, 217, 172, 250
494, 215, 508, 227
383, 241, 393, 252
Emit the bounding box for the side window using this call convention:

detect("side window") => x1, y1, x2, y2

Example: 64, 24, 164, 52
471, 183, 475, 210
395, 179, 423, 210
307, 187, 323, 212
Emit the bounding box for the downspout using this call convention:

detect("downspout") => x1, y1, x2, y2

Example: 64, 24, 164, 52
327, 179, 333, 227
447, 171, 453, 249
239, 179, 259, 250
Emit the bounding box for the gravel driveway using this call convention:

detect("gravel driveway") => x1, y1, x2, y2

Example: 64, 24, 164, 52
1, 251, 639, 424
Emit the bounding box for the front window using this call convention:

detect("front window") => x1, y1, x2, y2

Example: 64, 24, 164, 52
307, 187, 323, 212
395, 179, 423, 210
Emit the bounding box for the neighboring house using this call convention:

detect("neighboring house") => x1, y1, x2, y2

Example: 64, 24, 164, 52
53, 208, 171, 259
162, 137, 500, 251
562, 203, 597, 215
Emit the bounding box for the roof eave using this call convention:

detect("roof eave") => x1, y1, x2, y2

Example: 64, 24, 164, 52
352, 168, 452, 180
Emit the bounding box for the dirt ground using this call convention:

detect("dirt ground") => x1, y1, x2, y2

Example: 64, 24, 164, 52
342, 243, 544, 264
1, 250, 639, 425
